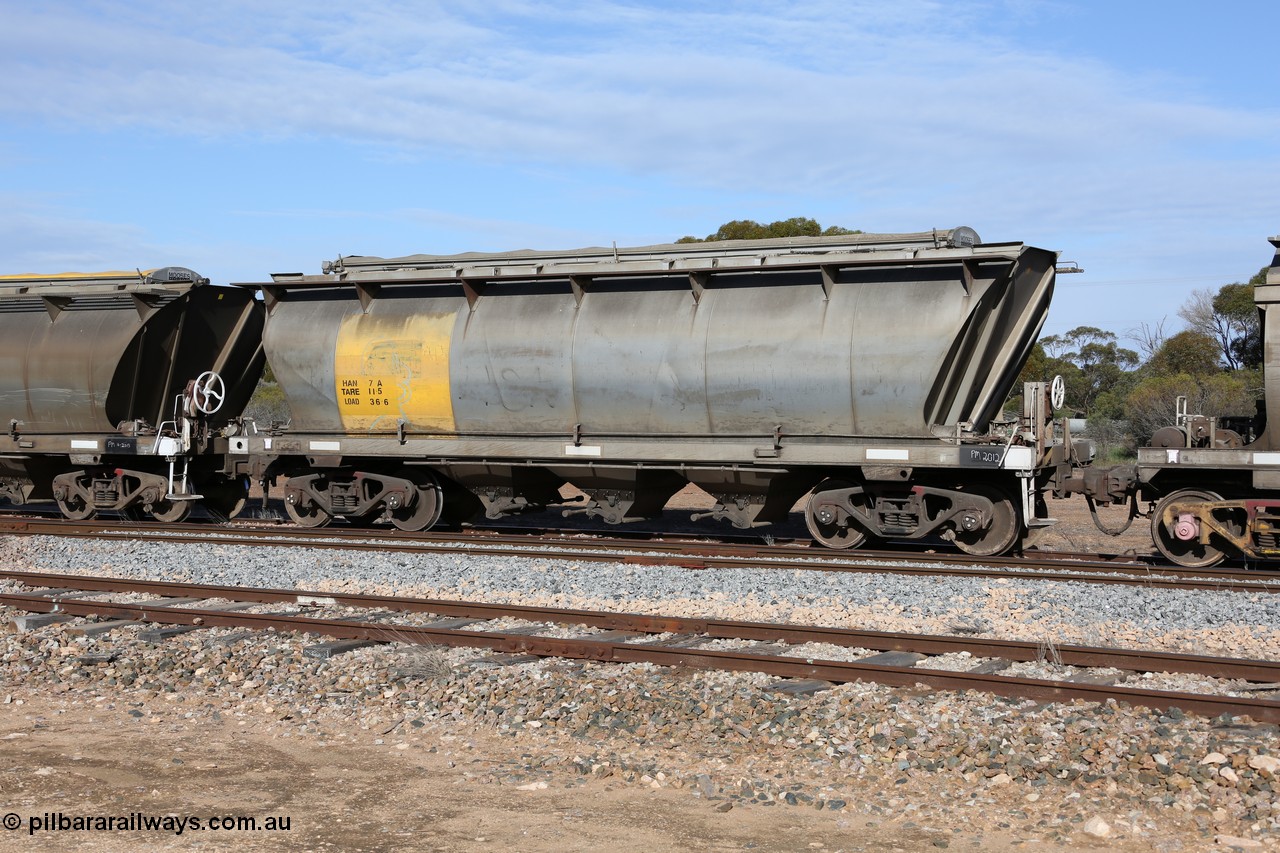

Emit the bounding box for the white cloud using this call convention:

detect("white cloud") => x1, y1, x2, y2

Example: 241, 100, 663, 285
228, 204, 599, 253
2, 1, 1273, 201
0, 195, 155, 272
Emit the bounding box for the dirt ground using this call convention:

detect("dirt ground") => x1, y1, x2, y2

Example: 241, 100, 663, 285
0, 694, 1160, 853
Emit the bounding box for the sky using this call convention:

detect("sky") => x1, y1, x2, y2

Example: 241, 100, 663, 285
1, 0, 1276, 341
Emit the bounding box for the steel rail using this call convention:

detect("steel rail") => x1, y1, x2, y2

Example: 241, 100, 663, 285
1, 570, 1278, 722
5, 509, 1154, 571
0, 516, 1164, 571
2, 518, 1277, 593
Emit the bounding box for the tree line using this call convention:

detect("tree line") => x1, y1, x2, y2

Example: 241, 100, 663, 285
677, 217, 861, 242
1014, 268, 1267, 455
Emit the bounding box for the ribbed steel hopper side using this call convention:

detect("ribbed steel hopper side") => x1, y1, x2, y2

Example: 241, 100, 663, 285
923, 246, 1057, 430
248, 229, 1055, 444
0, 269, 265, 435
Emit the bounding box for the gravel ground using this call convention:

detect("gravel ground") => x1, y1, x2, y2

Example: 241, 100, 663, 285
3, 528, 1277, 660
2, 504, 1280, 850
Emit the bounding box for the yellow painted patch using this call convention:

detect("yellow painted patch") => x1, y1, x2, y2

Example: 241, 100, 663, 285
334, 312, 457, 432
0, 270, 155, 281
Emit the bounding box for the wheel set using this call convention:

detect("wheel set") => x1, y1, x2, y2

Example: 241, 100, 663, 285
804, 479, 1021, 557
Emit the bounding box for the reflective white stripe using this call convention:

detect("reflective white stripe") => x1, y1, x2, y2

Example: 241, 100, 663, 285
70, 440, 99, 450
309, 440, 341, 452
565, 445, 602, 457
866, 448, 909, 461
1254, 452, 1280, 465
1001, 446, 1035, 469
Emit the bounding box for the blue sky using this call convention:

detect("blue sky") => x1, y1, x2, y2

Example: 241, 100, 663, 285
1, 0, 1276, 339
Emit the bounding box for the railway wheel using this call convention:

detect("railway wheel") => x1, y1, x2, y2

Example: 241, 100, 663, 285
1151, 489, 1237, 568
953, 486, 1019, 557
56, 496, 96, 521
390, 470, 444, 532
285, 499, 333, 529
805, 480, 874, 550
150, 499, 193, 523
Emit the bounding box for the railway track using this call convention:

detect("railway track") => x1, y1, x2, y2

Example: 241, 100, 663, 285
3, 515, 1279, 594
0, 503, 1154, 568
1, 569, 1278, 723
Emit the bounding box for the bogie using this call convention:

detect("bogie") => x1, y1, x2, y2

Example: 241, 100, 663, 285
803, 478, 1022, 557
